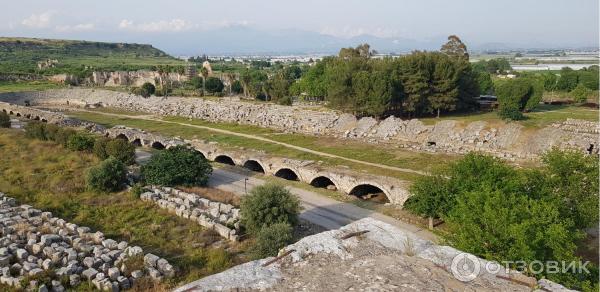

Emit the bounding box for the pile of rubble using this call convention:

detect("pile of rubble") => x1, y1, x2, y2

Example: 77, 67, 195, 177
140, 187, 241, 241
0, 193, 174, 291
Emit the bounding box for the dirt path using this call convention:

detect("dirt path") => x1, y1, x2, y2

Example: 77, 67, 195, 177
62, 107, 427, 176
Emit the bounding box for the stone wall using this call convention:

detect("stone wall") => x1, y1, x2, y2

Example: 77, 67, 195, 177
90, 71, 188, 87
0, 89, 596, 159
0, 192, 173, 291
141, 187, 241, 241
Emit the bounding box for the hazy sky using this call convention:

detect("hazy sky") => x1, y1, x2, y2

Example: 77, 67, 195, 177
1, 0, 598, 54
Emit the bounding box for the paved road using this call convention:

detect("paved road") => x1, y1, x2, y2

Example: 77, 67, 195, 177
208, 166, 437, 242
61, 107, 426, 176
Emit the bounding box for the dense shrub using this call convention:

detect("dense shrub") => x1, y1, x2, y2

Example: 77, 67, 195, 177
277, 96, 293, 106
205, 77, 224, 93
43, 124, 60, 141
53, 128, 76, 147
24, 121, 47, 140
93, 137, 110, 160
494, 78, 543, 120
250, 222, 294, 259
570, 83, 592, 103
241, 183, 300, 233
231, 80, 243, 94
0, 111, 10, 128
141, 146, 212, 186
86, 157, 127, 192
66, 133, 95, 151
105, 139, 136, 165
140, 82, 156, 97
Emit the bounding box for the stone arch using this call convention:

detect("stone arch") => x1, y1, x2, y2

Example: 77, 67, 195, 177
115, 133, 129, 141
9, 111, 14, 115
274, 168, 299, 181
349, 183, 390, 203
33, 116, 40, 121
15, 112, 20, 117
1, 109, 6, 114
151, 141, 165, 150
132, 138, 142, 147
310, 176, 337, 190
215, 155, 235, 165
25, 114, 31, 119
243, 160, 265, 173
41, 118, 47, 123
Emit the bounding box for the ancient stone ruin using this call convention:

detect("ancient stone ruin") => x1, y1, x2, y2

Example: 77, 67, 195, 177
0, 193, 173, 291
0, 88, 596, 160
140, 187, 241, 241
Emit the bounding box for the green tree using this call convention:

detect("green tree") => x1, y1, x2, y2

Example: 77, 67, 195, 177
404, 173, 453, 229
240, 183, 300, 233
556, 68, 578, 91
205, 77, 224, 94
476, 71, 494, 95
570, 83, 592, 103
0, 111, 10, 128
440, 35, 469, 60
66, 133, 95, 151
578, 69, 599, 90
86, 157, 127, 192
140, 82, 156, 98
250, 222, 294, 259
93, 137, 110, 160
495, 78, 536, 120
141, 146, 212, 186
106, 138, 136, 165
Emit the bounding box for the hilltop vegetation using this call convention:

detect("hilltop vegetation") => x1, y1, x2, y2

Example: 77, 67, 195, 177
0, 37, 185, 77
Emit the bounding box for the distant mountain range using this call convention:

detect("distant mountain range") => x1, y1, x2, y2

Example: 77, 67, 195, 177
137, 26, 596, 56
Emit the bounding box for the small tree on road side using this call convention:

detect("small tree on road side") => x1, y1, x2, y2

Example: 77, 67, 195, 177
241, 183, 300, 233
250, 222, 294, 259
141, 146, 212, 186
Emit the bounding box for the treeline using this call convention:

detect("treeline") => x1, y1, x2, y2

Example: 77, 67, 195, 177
405, 150, 599, 291
291, 37, 480, 117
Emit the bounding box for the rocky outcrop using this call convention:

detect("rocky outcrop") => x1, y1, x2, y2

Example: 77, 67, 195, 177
0, 192, 173, 291
1, 89, 596, 160
140, 187, 241, 241
175, 218, 574, 292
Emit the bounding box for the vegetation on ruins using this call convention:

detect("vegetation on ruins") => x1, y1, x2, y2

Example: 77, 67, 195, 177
571, 83, 593, 103
137, 82, 156, 98
0, 129, 246, 288
250, 222, 294, 259
404, 150, 599, 291
141, 145, 212, 186
0, 111, 10, 128
86, 157, 127, 192
204, 77, 224, 94
240, 183, 300, 234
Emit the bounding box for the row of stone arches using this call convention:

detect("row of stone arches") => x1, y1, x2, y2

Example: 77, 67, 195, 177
115, 133, 166, 150
2, 108, 47, 123
210, 153, 390, 203
105, 134, 392, 204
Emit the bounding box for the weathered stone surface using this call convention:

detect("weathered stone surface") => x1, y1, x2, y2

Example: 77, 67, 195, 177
0, 192, 174, 290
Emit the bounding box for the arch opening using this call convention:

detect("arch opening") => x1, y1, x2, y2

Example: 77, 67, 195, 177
151, 141, 165, 150
349, 184, 390, 203
310, 176, 337, 190
25, 114, 31, 119
9, 111, 14, 115
15, 113, 20, 117
275, 168, 299, 181
1, 109, 6, 114
41, 118, 47, 123
132, 138, 142, 147
215, 155, 235, 165
243, 160, 265, 173
115, 133, 129, 141
33, 116, 40, 121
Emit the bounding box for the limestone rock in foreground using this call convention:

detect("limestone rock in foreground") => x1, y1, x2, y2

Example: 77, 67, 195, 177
175, 218, 576, 292
0, 192, 174, 291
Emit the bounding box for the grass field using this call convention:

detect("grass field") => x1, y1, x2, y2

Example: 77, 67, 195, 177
0, 129, 250, 289
66, 110, 460, 181
0, 80, 67, 93
419, 104, 598, 128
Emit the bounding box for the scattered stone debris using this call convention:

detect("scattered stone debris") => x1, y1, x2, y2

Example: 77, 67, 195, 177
0, 192, 174, 291
174, 218, 575, 292
140, 186, 241, 241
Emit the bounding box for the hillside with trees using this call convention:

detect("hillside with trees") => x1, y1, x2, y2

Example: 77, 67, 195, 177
0, 37, 185, 77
